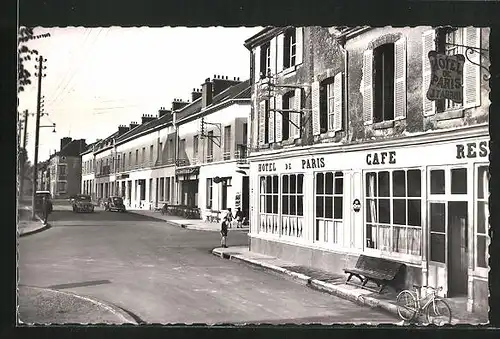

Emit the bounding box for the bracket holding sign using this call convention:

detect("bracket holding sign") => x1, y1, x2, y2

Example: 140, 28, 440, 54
445, 42, 490, 81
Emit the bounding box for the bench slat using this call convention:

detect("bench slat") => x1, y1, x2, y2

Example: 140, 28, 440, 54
344, 255, 404, 293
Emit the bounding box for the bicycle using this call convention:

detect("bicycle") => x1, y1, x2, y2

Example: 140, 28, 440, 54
396, 285, 452, 325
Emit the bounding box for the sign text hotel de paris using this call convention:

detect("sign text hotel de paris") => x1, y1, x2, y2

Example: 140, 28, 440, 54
426, 50, 465, 103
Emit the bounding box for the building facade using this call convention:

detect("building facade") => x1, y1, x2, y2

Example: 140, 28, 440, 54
81, 142, 97, 199
245, 26, 489, 313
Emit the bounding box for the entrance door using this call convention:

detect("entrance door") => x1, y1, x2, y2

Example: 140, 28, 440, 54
448, 201, 468, 296
242, 176, 249, 219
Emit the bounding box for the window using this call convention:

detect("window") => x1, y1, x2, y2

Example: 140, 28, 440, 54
128, 152, 132, 168
58, 164, 67, 178
264, 100, 270, 144
281, 174, 304, 238
315, 172, 343, 244
193, 135, 199, 159
149, 145, 154, 163
373, 43, 395, 122
158, 142, 163, 163
260, 41, 271, 79
284, 28, 297, 69
259, 175, 279, 234
135, 149, 139, 165
168, 139, 174, 162
436, 27, 463, 112
319, 78, 335, 132
57, 181, 67, 192
365, 169, 422, 256
179, 139, 186, 160
117, 155, 121, 171
206, 178, 213, 208
159, 177, 165, 201
223, 125, 231, 160
142, 147, 146, 165
476, 166, 489, 269
207, 131, 214, 162
221, 179, 229, 210
242, 123, 248, 146
122, 154, 125, 170
166, 177, 171, 201
282, 91, 295, 140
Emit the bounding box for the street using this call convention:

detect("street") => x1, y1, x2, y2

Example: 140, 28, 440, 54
19, 202, 398, 324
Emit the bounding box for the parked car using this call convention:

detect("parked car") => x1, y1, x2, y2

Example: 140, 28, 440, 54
68, 194, 78, 204
104, 196, 126, 212
34, 191, 53, 213
72, 194, 94, 213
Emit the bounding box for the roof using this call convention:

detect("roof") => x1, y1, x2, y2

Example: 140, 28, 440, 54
93, 131, 119, 154
115, 113, 173, 144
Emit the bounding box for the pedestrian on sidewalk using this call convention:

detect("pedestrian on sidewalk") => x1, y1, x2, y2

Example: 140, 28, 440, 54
220, 216, 229, 248
41, 196, 50, 225
235, 207, 244, 228
225, 208, 234, 229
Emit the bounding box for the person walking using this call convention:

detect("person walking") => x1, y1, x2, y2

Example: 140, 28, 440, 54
235, 207, 244, 228
220, 216, 229, 248
225, 208, 234, 228
41, 196, 50, 225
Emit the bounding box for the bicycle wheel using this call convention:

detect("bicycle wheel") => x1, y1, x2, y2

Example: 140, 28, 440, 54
426, 299, 452, 325
396, 290, 418, 321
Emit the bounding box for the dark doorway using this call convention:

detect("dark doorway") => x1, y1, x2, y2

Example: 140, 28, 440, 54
242, 176, 250, 220
447, 201, 468, 297
182, 180, 198, 207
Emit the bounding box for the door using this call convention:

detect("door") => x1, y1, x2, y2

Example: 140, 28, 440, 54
448, 201, 468, 296
242, 176, 249, 219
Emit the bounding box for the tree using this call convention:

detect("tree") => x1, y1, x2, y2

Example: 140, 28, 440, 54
18, 26, 50, 93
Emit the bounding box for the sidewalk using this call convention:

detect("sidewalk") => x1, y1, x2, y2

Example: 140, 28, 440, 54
18, 285, 137, 324
18, 206, 51, 237
129, 209, 250, 232
212, 246, 489, 325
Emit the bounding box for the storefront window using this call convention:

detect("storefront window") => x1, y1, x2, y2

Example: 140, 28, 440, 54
365, 169, 422, 256
476, 166, 489, 269
206, 178, 213, 209
281, 174, 304, 238
259, 175, 279, 234
315, 171, 343, 244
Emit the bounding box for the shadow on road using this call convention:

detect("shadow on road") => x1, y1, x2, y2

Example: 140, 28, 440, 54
49, 209, 164, 223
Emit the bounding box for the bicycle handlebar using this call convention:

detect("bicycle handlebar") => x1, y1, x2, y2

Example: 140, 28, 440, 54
415, 285, 443, 291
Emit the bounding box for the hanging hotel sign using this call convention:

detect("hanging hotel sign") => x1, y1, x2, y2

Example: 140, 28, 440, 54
426, 51, 465, 104
175, 166, 200, 176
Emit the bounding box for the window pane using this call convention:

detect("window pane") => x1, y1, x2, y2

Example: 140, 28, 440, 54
290, 175, 297, 193
316, 197, 324, 218
478, 166, 489, 200
283, 195, 289, 215
297, 196, 303, 216
325, 172, 334, 194
393, 199, 406, 225
477, 235, 488, 268
430, 233, 446, 263
366, 224, 376, 248
408, 199, 422, 227
379, 199, 390, 224
282, 176, 289, 194
266, 176, 272, 193
477, 201, 487, 234
273, 194, 279, 213
392, 170, 406, 197
366, 199, 376, 223
407, 170, 422, 197
297, 174, 304, 194
335, 177, 343, 195
430, 203, 445, 232
451, 168, 467, 194
290, 196, 297, 215
430, 170, 445, 194
316, 173, 324, 194
366, 173, 377, 197
266, 195, 272, 213
325, 197, 333, 218
273, 176, 279, 193
334, 197, 343, 219
378, 171, 390, 197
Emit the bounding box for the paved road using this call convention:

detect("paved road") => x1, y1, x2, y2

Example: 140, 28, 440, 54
19, 203, 398, 324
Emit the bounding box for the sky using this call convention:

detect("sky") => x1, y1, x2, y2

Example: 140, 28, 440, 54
18, 27, 262, 163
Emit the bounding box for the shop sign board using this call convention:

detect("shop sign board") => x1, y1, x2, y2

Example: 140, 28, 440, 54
426, 51, 465, 104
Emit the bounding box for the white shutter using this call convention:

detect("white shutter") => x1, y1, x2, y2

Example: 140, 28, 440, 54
422, 29, 436, 116
463, 27, 481, 109
293, 88, 302, 139
269, 37, 276, 76
363, 49, 373, 125
269, 97, 275, 143
275, 95, 283, 142
312, 81, 320, 135
277, 34, 284, 73
394, 36, 407, 120
258, 100, 266, 145
295, 27, 303, 65
333, 72, 343, 131
254, 46, 261, 82
252, 85, 259, 148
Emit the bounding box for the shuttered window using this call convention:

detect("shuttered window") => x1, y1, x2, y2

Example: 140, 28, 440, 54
269, 97, 275, 143
320, 78, 334, 132
282, 92, 293, 140
312, 81, 321, 135
284, 28, 296, 69
275, 95, 283, 142
422, 30, 436, 116
374, 43, 395, 122
260, 41, 271, 79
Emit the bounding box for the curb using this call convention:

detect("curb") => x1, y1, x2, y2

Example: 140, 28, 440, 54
19, 285, 138, 325
19, 208, 52, 237
211, 248, 468, 324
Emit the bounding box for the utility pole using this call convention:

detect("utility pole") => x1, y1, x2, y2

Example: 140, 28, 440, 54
31, 56, 46, 220
19, 110, 29, 198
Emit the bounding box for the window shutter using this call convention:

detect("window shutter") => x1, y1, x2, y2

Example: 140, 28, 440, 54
394, 36, 407, 120
258, 100, 266, 145
275, 95, 283, 142
277, 34, 284, 73
295, 27, 303, 65
254, 46, 261, 82
312, 81, 320, 135
422, 29, 436, 116
463, 27, 481, 109
269, 38, 276, 76
333, 72, 343, 131
269, 97, 275, 143
363, 49, 374, 125
293, 88, 302, 139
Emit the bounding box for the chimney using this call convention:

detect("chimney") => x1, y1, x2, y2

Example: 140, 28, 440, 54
129, 121, 139, 130
141, 114, 156, 124
191, 88, 202, 102
171, 98, 189, 111
158, 107, 172, 118
212, 74, 241, 96
60, 137, 72, 151
201, 78, 213, 108
118, 125, 130, 135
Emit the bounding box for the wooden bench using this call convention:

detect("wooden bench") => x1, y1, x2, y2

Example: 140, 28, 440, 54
344, 255, 404, 293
